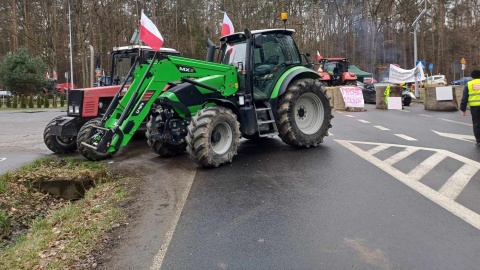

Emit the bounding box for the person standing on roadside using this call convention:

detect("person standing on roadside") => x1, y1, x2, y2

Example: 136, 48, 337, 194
460, 69, 480, 146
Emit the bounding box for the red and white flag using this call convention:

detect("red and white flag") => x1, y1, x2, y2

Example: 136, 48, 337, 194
140, 10, 164, 51
53, 70, 58, 80
221, 12, 235, 36
45, 72, 49, 79
316, 51, 322, 61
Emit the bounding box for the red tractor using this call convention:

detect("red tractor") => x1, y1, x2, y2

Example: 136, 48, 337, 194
43, 45, 180, 154
317, 58, 357, 86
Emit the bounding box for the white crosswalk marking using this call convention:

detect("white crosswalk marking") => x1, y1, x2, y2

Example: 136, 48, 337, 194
383, 148, 417, 165
358, 120, 371, 123
374, 125, 390, 131
394, 134, 417, 141
439, 164, 479, 200
407, 152, 447, 181
335, 139, 480, 230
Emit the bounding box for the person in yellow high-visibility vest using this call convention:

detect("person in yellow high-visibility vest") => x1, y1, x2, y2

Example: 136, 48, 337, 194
460, 69, 480, 146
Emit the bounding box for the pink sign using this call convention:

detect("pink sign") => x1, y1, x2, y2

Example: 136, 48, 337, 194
340, 87, 364, 107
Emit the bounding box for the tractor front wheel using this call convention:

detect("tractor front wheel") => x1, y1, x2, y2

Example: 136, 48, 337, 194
186, 107, 240, 167
146, 114, 186, 157
43, 116, 77, 154
277, 78, 333, 148
77, 118, 116, 161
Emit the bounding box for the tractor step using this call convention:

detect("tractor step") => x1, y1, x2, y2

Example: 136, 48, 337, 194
255, 102, 279, 137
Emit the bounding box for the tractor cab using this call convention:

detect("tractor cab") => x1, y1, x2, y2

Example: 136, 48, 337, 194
220, 29, 302, 100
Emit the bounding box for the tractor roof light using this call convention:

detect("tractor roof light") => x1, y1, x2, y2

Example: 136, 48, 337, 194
281, 12, 288, 22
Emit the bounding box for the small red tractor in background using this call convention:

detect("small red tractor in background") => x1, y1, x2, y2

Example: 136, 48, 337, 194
43, 45, 180, 154
317, 58, 357, 86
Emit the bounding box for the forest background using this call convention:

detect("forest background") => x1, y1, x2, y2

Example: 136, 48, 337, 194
1, 0, 479, 88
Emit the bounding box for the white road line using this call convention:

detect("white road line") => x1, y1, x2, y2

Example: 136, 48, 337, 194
407, 152, 447, 181
345, 115, 355, 118
399, 110, 410, 113
150, 170, 197, 270
0, 158, 6, 163
439, 164, 479, 200
367, 145, 390, 155
438, 118, 472, 126
358, 120, 371, 123
394, 134, 417, 141
374, 125, 390, 131
419, 114, 434, 117
383, 148, 417, 165
335, 139, 480, 230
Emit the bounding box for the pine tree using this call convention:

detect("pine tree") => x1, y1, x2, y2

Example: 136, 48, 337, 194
28, 95, 34, 108
12, 95, 17, 108
44, 95, 50, 108
60, 93, 65, 107
20, 95, 27, 108
36, 94, 42, 108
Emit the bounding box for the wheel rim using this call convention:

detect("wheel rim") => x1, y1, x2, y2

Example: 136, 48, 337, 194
295, 92, 324, 135
211, 122, 233, 155
56, 136, 75, 146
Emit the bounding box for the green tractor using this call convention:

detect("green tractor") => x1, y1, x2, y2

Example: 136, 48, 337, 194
78, 27, 333, 167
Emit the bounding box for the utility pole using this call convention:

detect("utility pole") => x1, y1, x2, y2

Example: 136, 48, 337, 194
412, 0, 428, 98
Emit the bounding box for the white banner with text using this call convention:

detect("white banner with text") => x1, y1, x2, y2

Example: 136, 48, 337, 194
388, 63, 426, 84
340, 87, 364, 108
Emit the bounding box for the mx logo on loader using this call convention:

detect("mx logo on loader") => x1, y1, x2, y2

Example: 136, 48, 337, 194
177, 66, 196, 73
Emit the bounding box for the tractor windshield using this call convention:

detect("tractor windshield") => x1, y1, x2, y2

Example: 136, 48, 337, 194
222, 42, 247, 67
112, 53, 139, 85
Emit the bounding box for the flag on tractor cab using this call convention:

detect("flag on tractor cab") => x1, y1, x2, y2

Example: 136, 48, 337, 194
221, 12, 234, 36
53, 70, 58, 80
140, 10, 164, 51
317, 51, 322, 62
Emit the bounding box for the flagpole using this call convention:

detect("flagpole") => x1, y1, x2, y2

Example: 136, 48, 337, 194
68, 0, 74, 89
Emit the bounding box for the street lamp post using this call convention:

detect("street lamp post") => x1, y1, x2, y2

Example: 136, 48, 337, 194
68, 0, 74, 89
412, 7, 427, 98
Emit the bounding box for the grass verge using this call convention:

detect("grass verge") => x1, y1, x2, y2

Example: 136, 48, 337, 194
0, 157, 132, 269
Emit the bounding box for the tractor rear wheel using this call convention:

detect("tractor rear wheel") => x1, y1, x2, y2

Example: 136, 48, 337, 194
77, 118, 115, 161
146, 115, 186, 157
277, 78, 332, 147
43, 116, 78, 154
186, 107, 240, 167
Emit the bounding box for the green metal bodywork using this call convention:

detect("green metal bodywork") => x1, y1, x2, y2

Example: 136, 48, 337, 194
104, 56, 238, 151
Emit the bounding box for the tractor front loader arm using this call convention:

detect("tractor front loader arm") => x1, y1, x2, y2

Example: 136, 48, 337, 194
79, 55, 238, 160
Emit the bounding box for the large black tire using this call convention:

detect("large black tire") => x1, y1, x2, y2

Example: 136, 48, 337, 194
77, 118, 115, 161
277, 78, 332, 147
186, 107, 240, 167
146, 114, 186, 157
43, 116, 77, 154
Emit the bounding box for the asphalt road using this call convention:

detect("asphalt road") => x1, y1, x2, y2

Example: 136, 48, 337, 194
2, 104, 480, 270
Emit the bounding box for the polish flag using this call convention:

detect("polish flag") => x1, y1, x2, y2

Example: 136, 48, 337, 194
140, 10, 164, 51
53, 70, 58, 80
45, 72, 49, 79
316, 51, 322, 62
221, 12, 234, 36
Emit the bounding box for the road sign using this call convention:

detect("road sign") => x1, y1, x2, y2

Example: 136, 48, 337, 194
462, 64, 466, 70
416, 60, 426, 68
461, 58, 466, 64
428, 63, 433, 71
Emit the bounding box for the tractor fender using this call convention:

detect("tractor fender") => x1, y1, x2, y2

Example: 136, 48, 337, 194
205, 98, 239, 116
271, 67, 320, 99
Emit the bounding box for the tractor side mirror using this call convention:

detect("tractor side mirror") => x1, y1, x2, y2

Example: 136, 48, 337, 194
206, 39, 216, 62
254, 35, 263, 48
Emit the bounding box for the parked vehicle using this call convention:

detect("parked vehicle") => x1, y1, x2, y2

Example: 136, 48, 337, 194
364, 77, 378, 84
425, 75, 447, 86
450, 77, 472, 85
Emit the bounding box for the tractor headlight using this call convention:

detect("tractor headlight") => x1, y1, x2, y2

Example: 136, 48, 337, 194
74, 106, 80, 114
98, 102, 104, 109
69, 105, 74, 113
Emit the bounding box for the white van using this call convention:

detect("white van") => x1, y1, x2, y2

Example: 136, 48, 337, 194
0, 90, 12, 105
